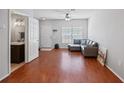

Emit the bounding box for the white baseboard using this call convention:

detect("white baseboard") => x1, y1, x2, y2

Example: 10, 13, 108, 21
0, 73, 10, 81
106, 65, 124, 82
40, 48, 53, 51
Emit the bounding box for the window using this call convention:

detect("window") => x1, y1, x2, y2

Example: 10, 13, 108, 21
62, 27, 72, 43
62, 27, 83, 43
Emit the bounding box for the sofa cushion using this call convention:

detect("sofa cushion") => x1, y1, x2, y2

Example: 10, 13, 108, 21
86, 40, 90, 45
91, 42, 95, 46
88, 40, 93, 45
81, 39, 87, 45
69, 44, 81, 51
93, 42, 98, 47
69, 44, 81, 47
74, 39, 81, 44
81, 45, 87, 50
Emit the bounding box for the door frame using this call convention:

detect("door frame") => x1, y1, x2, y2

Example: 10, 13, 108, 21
8, 10, 29, 74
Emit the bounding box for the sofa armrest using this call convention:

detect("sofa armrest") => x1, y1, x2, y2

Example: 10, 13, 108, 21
83, 47, 98, 57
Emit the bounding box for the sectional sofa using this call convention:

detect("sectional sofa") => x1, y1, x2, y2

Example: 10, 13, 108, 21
68, 39, 99, 57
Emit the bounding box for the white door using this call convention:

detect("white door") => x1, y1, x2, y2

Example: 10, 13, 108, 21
41, 25, 52, 48
28, 18, 39, 62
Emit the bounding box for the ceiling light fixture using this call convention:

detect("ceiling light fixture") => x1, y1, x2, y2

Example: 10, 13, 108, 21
14, 19, 24, 26
65, 13, 71, 21
65, 9, 75, 21
42, 17, 46, 20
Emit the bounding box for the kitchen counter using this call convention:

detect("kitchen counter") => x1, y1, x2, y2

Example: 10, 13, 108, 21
11, 42, 25, 45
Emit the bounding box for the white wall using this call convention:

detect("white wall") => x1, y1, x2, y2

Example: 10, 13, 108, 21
0, 9, 35, 81
88, 10, 124, 81
0, 9, 9, 80
40, 19, 88, 48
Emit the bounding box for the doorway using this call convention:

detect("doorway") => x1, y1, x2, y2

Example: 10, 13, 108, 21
9, 10, 39, 74
10, 12, 28, 72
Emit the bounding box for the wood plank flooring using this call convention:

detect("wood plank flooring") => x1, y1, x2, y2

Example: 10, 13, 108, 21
1, 49, 122, 83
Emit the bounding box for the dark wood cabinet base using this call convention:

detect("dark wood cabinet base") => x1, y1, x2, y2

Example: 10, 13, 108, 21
11, 44, 25, 63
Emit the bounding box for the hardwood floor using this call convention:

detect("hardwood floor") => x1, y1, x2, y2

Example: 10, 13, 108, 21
11, 62, 25, 72
1, 49, 122, 83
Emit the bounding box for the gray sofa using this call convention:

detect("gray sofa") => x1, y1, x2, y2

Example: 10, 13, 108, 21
68, 39, 81, 52
68, 39, 98, 57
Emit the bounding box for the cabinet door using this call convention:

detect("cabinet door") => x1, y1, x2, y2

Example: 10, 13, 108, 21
28, 18, 39, 62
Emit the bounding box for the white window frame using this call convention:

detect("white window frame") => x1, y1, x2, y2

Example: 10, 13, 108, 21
62, 27, 83, 44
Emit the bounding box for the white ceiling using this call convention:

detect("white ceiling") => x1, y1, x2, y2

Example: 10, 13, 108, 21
33, 9, 97, 20
12, 13, 26, 20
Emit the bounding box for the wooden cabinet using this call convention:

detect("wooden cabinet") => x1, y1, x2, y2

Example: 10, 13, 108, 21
11, 44, 25, 63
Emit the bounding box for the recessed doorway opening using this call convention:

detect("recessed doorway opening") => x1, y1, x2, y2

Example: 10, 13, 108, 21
10, 12, 28, 72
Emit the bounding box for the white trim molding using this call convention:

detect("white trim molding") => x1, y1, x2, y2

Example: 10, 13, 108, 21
40, 48, 53, 51
106, 65, 124, 82
0, 73, 10, 81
